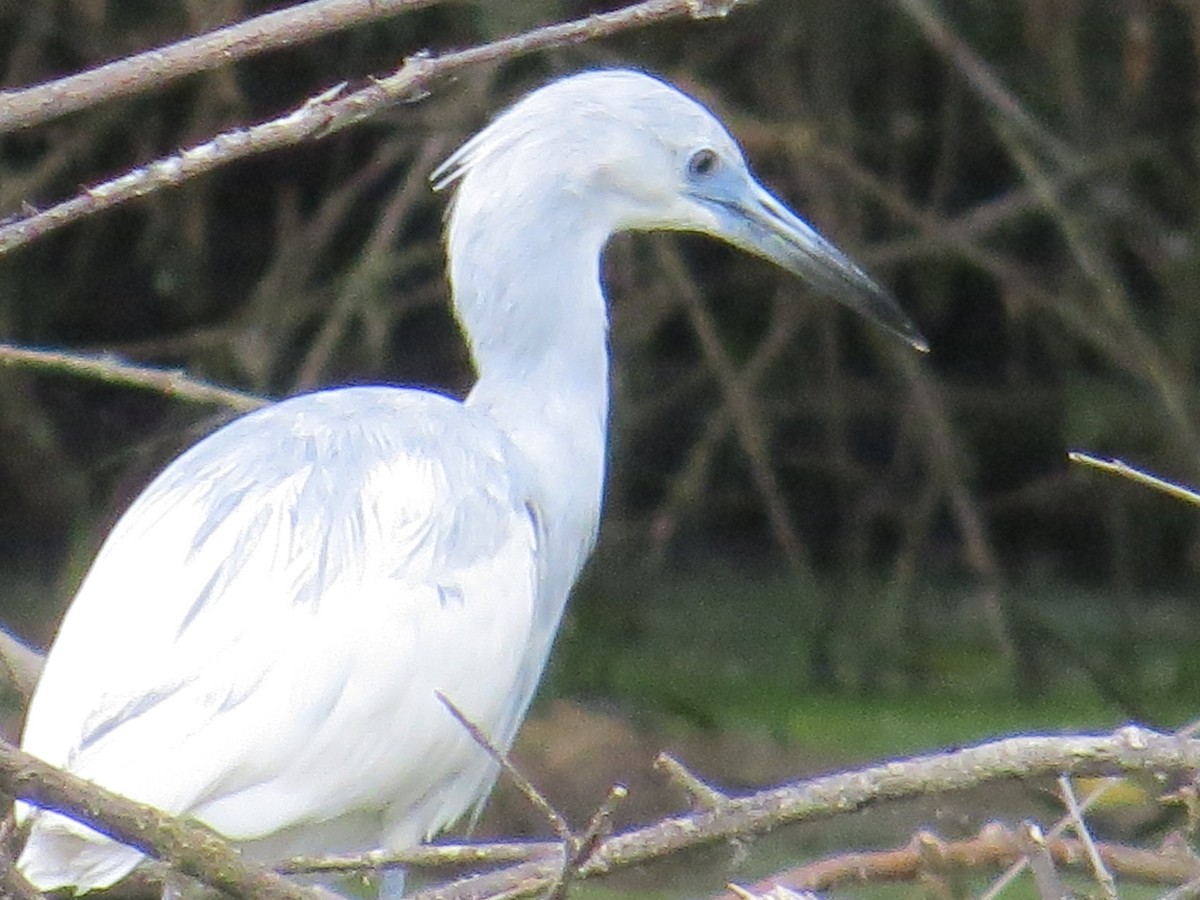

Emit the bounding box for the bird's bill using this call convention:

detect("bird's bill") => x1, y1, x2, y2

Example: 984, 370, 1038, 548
709, 181, 928, 352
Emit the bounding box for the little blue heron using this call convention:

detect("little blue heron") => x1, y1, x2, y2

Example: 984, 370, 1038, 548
16, 69, 924, 896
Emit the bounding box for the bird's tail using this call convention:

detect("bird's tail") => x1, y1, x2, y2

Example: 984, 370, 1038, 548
18, 809, 145, 895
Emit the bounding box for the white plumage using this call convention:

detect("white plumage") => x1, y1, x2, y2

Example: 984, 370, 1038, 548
17, 69, 922, 895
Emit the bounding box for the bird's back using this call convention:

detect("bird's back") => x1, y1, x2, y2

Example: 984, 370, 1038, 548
19, 385, 549, 892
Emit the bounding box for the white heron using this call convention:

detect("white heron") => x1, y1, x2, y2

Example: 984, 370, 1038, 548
16, 69, 924, 896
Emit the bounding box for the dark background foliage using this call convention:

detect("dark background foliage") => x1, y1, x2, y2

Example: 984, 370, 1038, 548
2, 0, 1200, 727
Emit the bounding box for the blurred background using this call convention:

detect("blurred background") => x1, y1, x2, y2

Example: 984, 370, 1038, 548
2, 0, 1200, 892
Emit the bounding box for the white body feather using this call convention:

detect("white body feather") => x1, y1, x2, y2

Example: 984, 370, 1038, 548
19, 387, 584, 889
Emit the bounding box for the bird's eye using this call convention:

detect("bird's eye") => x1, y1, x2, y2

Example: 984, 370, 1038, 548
686, 148, 720, 179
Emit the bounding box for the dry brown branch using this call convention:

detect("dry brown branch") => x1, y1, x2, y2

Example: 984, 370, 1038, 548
645, 286, 805, 564
710, 822, 1200, 896
818, 143, 1200, 478
434, 692, 629, 900
1020, 821, 1068, 900
576, 727, 1200, 879
0, 0, 749, 257
656, 241, 809, 569
885, 344, 1012, 656
979, 777, 1125, 897
0, 342, 267, 411
989, 117, 1200, 469
894, 0, 1072, 163
0, 738, 333, 900
0, 0, 445, 134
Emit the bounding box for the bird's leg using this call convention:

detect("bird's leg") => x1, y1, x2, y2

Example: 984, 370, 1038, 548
377, 867, 406, 899
160, 871, 186, 900
159, 871, 218, 900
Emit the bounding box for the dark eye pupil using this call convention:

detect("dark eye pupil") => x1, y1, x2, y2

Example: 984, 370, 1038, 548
689, 149, 718, 177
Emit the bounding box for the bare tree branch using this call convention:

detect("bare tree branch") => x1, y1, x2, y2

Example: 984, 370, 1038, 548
656, 240, 810, 569
0, 343, 267, 411
5, 725, 1198, 899
893, 0, 1072, 163
980, 776, 1125, 898
410, 726, 1200, 899
575, 726, 1200, 881
1069, 451, 1200, 506
0, 0, 749, 257
1020, 821, 1069, 900
279, 842, 558, 877
0, 0, 444, 135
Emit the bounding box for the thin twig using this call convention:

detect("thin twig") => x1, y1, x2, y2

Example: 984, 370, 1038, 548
434, 692, 573, 847
894, 0, 1073, 164
1069, 451, 1200, 506
1057, 775, 1118, 899
656, 240, 809, 569
654, 752, 730, 810
978, 777, 1123, 900
278, 841, 558, 876
566, 784, 627, 873
0, 343, 267, 411
1019, 821, 1067, 900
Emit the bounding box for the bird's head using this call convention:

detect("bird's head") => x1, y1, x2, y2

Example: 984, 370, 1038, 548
435, 69, 925, 351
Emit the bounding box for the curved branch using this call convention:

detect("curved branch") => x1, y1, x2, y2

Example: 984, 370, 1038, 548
0, 0, 749, 256
0, 739, 331, 900
0, 0, 443, 135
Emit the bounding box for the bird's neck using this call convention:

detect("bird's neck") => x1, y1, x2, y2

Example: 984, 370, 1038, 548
451, 211, 612, 592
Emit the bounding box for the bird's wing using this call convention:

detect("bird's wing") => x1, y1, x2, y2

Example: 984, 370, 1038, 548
19, 386, 545, 890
